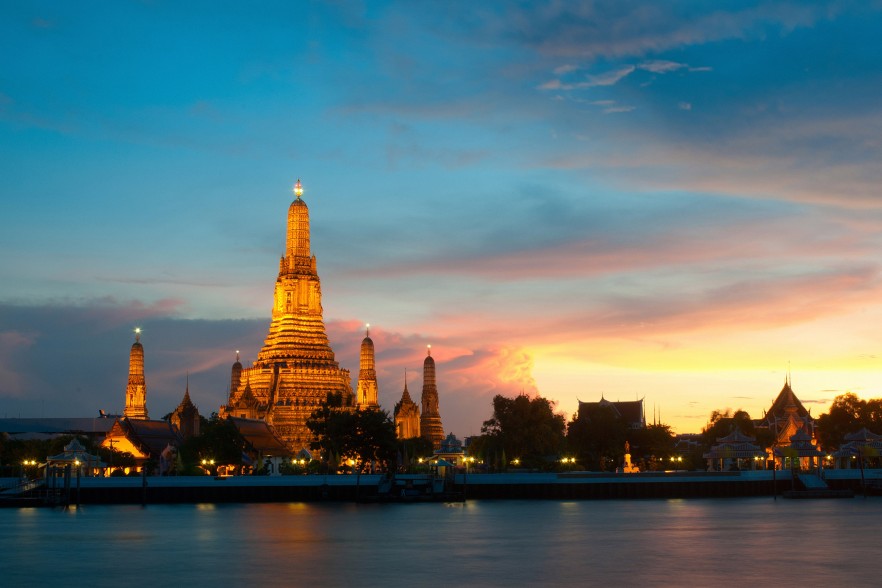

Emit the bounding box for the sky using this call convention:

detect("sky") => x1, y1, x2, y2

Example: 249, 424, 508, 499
3, 1, 882, 437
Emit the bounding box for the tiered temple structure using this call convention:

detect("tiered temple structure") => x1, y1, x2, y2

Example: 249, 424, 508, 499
420, 346, 444, 449
124, 329, 148, 419
170, 379, 201, 440
356, 325, 379, 410
394, 371, 421, 439
220, 180, 353, 451
755, 376, 816, 446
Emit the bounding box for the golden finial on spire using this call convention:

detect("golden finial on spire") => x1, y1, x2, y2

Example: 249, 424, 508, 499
134, 327, 142, 342
366, 323, 370, 337
427, 344, 431, 357
236, 349, 240, 362
293, 178, 303, 199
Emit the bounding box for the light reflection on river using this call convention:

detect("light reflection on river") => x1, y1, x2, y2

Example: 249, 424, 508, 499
3, 498, 879, 586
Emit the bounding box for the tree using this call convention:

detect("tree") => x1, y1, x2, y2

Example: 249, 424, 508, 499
397, 436, 434, 471
306, 392, 398, 473
817, 393, 871, 450
481, 394, 566, 470
628, 423, 676, 470
567, 404, 628, 471
701, 409, 755, 447
178, 414, 245, 473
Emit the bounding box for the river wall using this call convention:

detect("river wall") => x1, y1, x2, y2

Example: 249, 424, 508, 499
4, 469, 878, 505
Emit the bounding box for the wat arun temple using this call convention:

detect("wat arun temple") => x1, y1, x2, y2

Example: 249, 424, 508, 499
219, 180, 444, 452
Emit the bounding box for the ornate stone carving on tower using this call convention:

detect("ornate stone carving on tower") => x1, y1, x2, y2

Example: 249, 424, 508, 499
356, 324, 380, 410
394, 371, 420, 439
419, 345, 444, 449
220, 180, 353, 450
124, 328, 148, 419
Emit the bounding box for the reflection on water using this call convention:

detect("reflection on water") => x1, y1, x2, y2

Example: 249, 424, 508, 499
3, 498, 880, 586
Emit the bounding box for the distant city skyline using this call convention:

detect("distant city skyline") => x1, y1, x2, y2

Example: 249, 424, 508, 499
3, 2, 882, 435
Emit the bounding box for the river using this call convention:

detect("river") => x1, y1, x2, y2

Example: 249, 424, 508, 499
3, 498, 878, 586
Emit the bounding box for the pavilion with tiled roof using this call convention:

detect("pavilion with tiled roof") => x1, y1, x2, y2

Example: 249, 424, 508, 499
703, 429, 768, 471
832, 428, 882, 469
773, 429, 825, 471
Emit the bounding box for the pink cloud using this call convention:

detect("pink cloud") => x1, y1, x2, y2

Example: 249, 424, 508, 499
326, 321, 539, 435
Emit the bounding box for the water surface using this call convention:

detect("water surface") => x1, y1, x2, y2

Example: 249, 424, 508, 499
3, 498, 878, 586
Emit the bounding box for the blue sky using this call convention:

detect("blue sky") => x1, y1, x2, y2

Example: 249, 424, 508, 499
3, 1, 882, 436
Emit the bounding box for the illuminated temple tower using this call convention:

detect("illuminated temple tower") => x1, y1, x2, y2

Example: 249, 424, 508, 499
419, 346, 444, 449
123, 328, 148, 419
394, 371, 420, 439
356, 325, 379, 410
221, 180, 353, 450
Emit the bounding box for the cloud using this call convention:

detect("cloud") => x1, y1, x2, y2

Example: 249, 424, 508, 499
0, 300, 540, 436
603, 104, 636, 114
678, 101, 692, 110
638, 60, 687, 73
506, 2, 839, 60
539, 65, 636, 91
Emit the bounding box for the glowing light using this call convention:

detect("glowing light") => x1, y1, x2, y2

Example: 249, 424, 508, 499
293, 178, 303, 199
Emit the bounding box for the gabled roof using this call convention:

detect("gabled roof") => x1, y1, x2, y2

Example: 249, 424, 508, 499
704, 429, 766, 459
716, 429, 757, 444
578, 398, 644, 427
764, 380, 810, 421
844, 428, 882, 442
229, 417, 291, 456
109, 418, 182, 458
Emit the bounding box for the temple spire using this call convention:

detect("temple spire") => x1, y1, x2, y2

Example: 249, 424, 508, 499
420, 345, 443, 449
356, 323, 379, 410
123, 329, 148, 419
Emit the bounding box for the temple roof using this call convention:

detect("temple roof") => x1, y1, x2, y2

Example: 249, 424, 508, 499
716, 429, 757, 444
844, 427, 882, 442
229, 417, 291, 456
176, 386, 198, 413
763, 380, 810, 421
578, 398, 645, 427
109, 418, 182, 458
704, 429, 766, 459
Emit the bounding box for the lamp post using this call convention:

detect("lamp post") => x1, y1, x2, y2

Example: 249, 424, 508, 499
74, 459, 81, 507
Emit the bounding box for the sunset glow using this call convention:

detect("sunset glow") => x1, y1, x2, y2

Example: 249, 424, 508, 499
2, 3, 882, 436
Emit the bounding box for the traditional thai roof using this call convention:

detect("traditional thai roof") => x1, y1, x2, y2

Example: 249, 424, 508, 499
844, 428, 882, 442
107, 418, 182, 459
774, 429, 824, 458
755, 379, 815, 445
578, 397, 645, 429
834, 428, 882, 458
46, 438, 106, 467
762, 380, 810, 421
703, 429, 766, 459
229, 417, 291, 456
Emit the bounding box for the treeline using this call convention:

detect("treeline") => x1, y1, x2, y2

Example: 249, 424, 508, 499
467, 394, 678, 472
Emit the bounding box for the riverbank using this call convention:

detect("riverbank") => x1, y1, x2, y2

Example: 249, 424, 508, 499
2, 469, 878, 505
